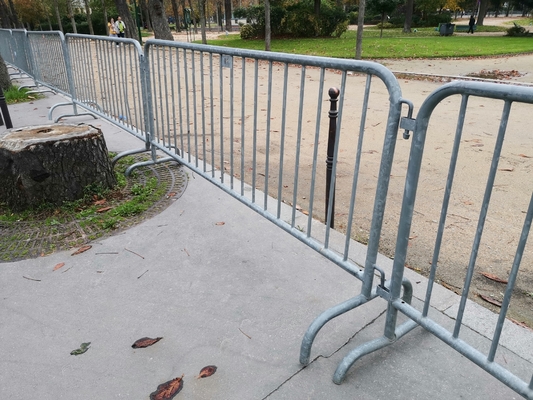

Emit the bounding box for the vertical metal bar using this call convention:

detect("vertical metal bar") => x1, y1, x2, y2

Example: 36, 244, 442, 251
209, 53, 215, 177
343, 75, 372, 261
219, 54, 224, 183
488, 189, 533, 362
423, 94, 469, 317
240, 57, 246, 196
163, 46, 171, 148
291, 66, 306, 227
229, 55, 235, 189
177, 48, 185, 156
325, 87, 339, 230
264, 60, 273, 211
252, 59, 259, 203
453, 100, 512, 338
306, 68, 326, 238
276, 63, 289, 219
191, 50, 199, 167
184, 48, 192, 162
200, 51, 207, 171
169, 47, 178, 153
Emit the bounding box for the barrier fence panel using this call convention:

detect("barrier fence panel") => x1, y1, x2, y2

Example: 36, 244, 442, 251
143, 38, 418, 369
60, 34, 149, 144
26, 31, 71, 96
0, 29, 14, 65
335, 80, 533, 398
10, 29, 31, 76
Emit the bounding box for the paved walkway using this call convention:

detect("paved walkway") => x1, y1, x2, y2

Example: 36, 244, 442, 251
1, 92, 532, 399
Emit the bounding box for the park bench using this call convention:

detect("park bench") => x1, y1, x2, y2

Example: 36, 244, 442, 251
455, 24, 476, 32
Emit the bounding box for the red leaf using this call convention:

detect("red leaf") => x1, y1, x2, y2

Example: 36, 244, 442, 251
150, 375, 184, 400
197, 365, 217, 379
96, 206, 112, 213
71, 245, 92, 256
132, 337, 163, 348
94, 199, 107, 205
478, 294, 502, 307
480, 272, 508, 284
53, 262, 65, 271
215, 222, 225, 226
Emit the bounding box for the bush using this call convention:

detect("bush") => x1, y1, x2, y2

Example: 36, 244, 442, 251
376, 22, 394, 29
506, 24, 531, 36
333, 20, 349, 37
239, 23, 256, 39
348, 11, 358, 24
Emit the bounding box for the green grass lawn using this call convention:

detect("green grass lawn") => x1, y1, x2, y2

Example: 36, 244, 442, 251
205, 27, 533, 59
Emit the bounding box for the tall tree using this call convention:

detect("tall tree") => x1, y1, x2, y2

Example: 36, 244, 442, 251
367, 0, 400, 37
403, 0, 414, 32
7, 0, 20, 27
476, 0, 489, 25
66, 0, 77, 33
199, 0, 206, 43
0, 0, 13, 28
83, 0, 94, 34
224, 0, 231, 31
148, 0, 173, 39
0, 54, 11, 90
355, 0, 365, 59
170, 0, 180, 31
114, 0, 137, 38
53, 0, 63, 32
264, 0, 270, 50
101, 0, 108, 34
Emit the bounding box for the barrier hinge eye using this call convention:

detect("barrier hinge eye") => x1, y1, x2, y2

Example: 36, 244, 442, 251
373, 265, 391, 300
399, 98, 415, 139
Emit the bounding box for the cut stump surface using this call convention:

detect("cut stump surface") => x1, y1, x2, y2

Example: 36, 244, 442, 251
0, 124, 116, 210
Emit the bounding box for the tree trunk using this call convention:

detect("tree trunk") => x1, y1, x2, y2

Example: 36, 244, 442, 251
67, 0, 77, 33
224, 0, 231, 31
84, 0, 94, 35
170, 0, 180, 31
54, 0, 63, 32
7, 0, 20, 28
47, 15, 52, 30
355, 0, 365, 59
0, 54, 11, 90
477, 0, 489, 25
199, 0, 207, 43
0, 0, 11, 28
114, 0, 137, 39
0, 124, 116, 211
148, 0, 173, 39
264, 0, 271, 51
101, 0, 108, 34
403, 0, 414, 32
187, 0, 197, 33
314, 0, 320, 17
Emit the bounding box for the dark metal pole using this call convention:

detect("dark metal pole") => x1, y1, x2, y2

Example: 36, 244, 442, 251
0, 86, 13, 129
325, 87, 339, 229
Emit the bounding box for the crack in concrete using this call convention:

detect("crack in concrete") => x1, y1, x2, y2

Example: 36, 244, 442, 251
261, 308, 387, 399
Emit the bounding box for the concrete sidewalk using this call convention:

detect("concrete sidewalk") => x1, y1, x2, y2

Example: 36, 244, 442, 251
1, 93, 531, 399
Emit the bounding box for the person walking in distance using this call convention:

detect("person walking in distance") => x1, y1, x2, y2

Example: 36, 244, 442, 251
116, 16, 126, 38
468, 15, 476, 34
108, 18, 118, 37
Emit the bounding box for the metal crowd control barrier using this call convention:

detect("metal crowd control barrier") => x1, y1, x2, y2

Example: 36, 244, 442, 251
336, 81, 533, 398
54, 34, 151, 158
0, 29, 14, 65
143, 37, 418, 369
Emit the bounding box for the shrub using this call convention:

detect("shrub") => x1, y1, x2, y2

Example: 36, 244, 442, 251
506, 24, 530, 36
333, 20, 349, 37
348, 11, 359, 24
240, 23, 256, 39
376, 22, 394, 29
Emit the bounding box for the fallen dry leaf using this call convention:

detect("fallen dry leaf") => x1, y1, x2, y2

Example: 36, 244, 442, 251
96, 206, 112, 213
215, 222, 225, 226
498, 167, 514, 172
71, 245, 92, 256
480, 272, 508, 284
94, 199, 106, 205
197, 365, 217, 379
518, 154, 532, 158
132, 337, 163, 348
53, 262, 65, 271
150, 375, 184, 400
478, 294, 502, 307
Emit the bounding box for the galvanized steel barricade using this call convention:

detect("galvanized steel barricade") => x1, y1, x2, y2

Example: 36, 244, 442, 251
143, 38, 417, 372
26, 31, 72, 96
0, 29, 14, 65
335, 81, 533, 398
53, 34, 150, 150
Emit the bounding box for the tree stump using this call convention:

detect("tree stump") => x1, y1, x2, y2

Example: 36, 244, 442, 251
0, 124, 116, 211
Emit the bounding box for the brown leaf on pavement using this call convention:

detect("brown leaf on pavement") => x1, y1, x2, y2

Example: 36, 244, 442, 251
53, 262, 65, 271
132, 337, 163, 348
215, 222, 225, 226
518, 154, 532, 158
197, 365, 217, 379
478, 294, 502, 307
150, 375, 184, 400
71, 245, 92, 256
480, 272, 508, 284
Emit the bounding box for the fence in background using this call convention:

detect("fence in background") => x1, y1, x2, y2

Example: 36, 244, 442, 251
1, 29, 532, 399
